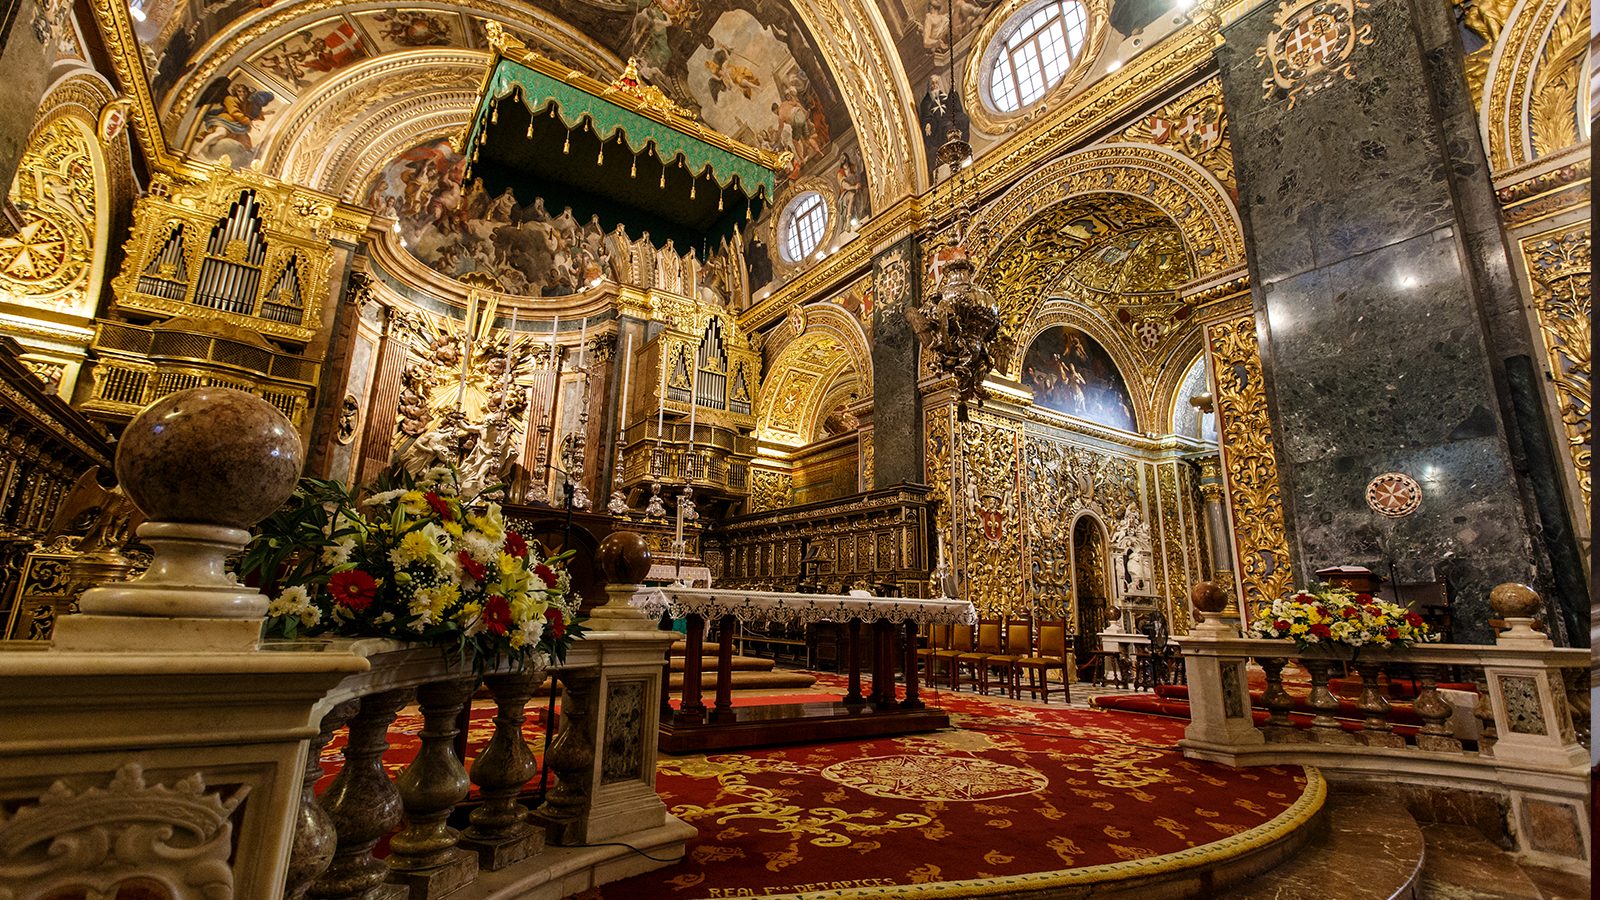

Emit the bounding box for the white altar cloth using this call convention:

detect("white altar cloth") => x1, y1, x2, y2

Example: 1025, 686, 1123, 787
631, 587, 976, 626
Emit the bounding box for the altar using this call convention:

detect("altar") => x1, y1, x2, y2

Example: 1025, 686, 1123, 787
633, 587, 975, 752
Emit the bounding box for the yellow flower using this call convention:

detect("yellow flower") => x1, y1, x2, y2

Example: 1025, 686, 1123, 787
401, 490, 428, 516
397, 530, 433, 562
469, 503, 506, 543
1289, 623, 1309, 635
443, 520, 463, 539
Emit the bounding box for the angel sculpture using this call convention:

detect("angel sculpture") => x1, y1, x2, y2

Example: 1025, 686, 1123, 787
903, 248, 1010, 420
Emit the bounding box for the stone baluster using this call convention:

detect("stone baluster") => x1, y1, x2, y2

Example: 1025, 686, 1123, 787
388, 677, 479, 898
460, 670, 549, 870
533, 669, 599, 845
1256, 657, 1300, 743
1353, 662, 1404, 748
285, 700, 359, 899
1472, 673, 1497, 756
310, 688, 411, 900
1411, 663, 1462, 752
1562, 667, 1589, 748
1300, 658, 1355, 745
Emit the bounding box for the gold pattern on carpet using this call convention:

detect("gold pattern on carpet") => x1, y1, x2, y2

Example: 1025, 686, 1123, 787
821, 755, 1050, 801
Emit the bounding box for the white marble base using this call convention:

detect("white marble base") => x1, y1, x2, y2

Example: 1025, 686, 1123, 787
51, 614, 263, 652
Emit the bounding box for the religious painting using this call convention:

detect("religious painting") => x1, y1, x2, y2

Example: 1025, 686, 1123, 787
351, 9, 465, 53
1019, 326, 1136, 432
248, 17, 369, 93
185, 70, 282, 170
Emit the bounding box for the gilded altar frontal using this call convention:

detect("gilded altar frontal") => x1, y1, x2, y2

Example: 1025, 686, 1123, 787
0, 0, 1588, 648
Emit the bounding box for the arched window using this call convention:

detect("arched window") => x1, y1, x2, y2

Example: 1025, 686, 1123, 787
986, 0, 1091, 112
778, 192, 827, 263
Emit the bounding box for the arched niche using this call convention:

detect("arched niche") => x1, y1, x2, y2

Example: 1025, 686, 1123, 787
1018, 325, 1136, 433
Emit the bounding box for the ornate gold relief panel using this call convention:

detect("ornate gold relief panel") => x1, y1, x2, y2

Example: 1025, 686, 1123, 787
1206, 312, 1293, 616
1481, 0, 1589, 170
959, 414, 1022, 618
1114, 79, 1235, 196
1, 117, 101, 317
748, 468, 794, 513
1521, 223, 1590, 517
1022, 435, 1077, 622
1157, 461, 1196, 634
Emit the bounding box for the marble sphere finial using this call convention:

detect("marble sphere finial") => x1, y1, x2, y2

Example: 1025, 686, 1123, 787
1189, 581, 1229, 622
116, 387, 303, 529
596, 531, 652, 585
1489, 583, 1541, 618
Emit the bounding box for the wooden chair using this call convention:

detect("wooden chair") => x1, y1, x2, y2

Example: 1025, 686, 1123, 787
982, 619, 1035, 699
938, 624, 974, 690
918, 624, 952, 687
954, 619, 1003, 693
1133, 612, 1180, 690
1017, 619, 1072, 704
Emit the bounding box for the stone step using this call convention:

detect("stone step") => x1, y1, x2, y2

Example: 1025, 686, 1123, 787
1225, 788, 1424, 899
667, 655, 779, 673
1416, 823, 1543, 900
666, 669, 819, 692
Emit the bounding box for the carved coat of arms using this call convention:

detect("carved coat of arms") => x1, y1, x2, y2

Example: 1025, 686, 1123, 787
1256, 0, 1373, 108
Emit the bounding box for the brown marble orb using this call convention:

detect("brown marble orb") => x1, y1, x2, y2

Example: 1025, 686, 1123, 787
1489, 583, 1541, 618
1189, 581, 1229, 622
116, 387, 303, 529
596, 531, 652, 585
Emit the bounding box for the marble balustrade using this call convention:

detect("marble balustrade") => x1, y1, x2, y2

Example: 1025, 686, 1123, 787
0, 597, 694, 900
1176, 622, 1590, 872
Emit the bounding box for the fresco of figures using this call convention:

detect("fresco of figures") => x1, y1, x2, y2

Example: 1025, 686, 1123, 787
367, 138, 742, 302
1019, 325, 1136, 432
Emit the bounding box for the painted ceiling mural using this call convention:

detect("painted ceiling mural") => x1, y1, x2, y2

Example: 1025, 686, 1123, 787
138, 0, 864, 202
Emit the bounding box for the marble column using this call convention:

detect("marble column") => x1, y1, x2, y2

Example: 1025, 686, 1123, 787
870, 236, 923, 488
1194, 456, 1239, 619
1215, 0, 1569, 643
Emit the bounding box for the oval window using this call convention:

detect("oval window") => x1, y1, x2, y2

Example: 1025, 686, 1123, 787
779, 191, 828, 263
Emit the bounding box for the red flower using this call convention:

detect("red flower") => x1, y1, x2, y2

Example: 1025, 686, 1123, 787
1309, 623, 1332, 638
1384, 627, 1399, 640
425, 491, 452, 520
545, 608, 565, 639
1404, 612, 1424, 627
458, 551, 487, 582
504, 531, 528, 559
484, 595, 511, 635
329, 570, 378, 610
1273, 620, 1291, 631
533, 563, 556, 589
1341, 606, 1359, 619
1355, 593, 1374, 604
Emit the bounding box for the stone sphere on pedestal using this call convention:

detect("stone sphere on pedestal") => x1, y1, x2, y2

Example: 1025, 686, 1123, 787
116, 387, 303, 527
1189, 581, 1229, 623
1489, 583, 1541, 618
595, 531, 651, 585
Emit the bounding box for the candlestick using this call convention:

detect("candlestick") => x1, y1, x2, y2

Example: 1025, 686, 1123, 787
607, 333, 634, 516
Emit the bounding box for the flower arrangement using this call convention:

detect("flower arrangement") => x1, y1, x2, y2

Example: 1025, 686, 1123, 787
1249, 582, 1438, 657
243, 465, 585, 670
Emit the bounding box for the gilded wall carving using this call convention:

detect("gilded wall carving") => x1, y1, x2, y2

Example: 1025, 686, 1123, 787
1158, 462, 1195, 634
1207, 313, 1293, 615
0, 117, 99, 315
1481, 0, 1589, 170
749, 468, 794, 513
860, 430, 874, 491
959, 414, 1021, 618
1522, 223, 1590, 516
1114, 78, 1234, 196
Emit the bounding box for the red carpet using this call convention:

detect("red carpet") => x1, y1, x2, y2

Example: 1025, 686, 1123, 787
316, 672, 1311, 896
594, 690, 1306, 900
